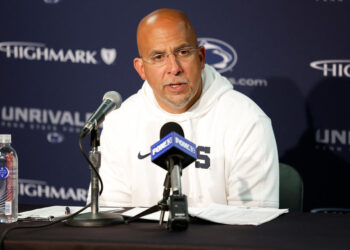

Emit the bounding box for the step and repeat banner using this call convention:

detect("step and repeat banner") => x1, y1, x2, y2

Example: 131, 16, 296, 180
1, 0, 349, 211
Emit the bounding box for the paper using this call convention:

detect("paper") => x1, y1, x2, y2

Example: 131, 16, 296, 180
123, 204, 288, 226
123, 207, 168, 221
191, 203, 288, 225
122, 207, 204, 221
18, 206, 122, 221
19, 204, 288, 225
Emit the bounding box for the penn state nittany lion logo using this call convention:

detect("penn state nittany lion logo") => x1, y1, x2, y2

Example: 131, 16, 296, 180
47, 132, 64, 144
198, 37, 237, 73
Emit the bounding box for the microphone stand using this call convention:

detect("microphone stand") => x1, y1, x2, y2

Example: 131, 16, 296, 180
126, 172, 170, 225
126, 158, 189, 231
166, 158, 189, 230
66, 127, 124, 227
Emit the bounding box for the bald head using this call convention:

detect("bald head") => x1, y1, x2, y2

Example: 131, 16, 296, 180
133, 8, 206, 114
136, 8, 198, 57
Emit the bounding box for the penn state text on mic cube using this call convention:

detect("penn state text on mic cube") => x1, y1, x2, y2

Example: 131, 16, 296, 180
81, 91, 122, 137
0, 134, 18, 223
151, 132, 197, 171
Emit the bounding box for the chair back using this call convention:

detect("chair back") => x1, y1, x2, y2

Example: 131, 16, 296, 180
279, 163, 304, 211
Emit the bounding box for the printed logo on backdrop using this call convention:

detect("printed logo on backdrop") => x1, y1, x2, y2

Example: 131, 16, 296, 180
198, 37, 237, 73
315, 128, 350, 152
0, 106, 94, 144
46, 132, 65, 144
0, 41, 117, 65
310, 60, 350, 78
43, 0, 61, 3
198, 37, 268, 87
100, 48, 117, 65
314, 0, 343, 3
19, 179, 87, 202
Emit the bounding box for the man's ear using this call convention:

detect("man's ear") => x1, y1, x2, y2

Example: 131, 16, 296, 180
134, 57, 146, 80
198, 46, 206, 70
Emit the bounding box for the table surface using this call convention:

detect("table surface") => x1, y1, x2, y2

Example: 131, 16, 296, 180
1, 205, 350, 250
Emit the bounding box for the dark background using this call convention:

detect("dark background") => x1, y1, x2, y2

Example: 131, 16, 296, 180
1, 0, 349, 211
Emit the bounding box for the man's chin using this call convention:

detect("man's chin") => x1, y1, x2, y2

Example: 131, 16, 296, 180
166, 96, 192, 109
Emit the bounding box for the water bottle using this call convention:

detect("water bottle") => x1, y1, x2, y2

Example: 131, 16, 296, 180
0, 134, 18, 223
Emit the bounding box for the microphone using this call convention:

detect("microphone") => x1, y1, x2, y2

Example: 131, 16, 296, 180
151, 122, 197, 171
81, 91, 122, 137
160, 121, 184, 138
151, 122, 196, 231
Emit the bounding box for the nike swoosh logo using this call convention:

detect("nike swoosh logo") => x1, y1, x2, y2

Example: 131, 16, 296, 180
138, 152, 151, 159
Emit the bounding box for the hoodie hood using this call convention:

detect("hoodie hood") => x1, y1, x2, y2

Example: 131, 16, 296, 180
140, 64, 233, 121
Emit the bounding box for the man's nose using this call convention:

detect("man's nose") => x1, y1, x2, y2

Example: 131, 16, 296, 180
166, 54, 182, 75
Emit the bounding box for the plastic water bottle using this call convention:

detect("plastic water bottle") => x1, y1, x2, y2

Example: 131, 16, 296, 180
0, 134, 18, 223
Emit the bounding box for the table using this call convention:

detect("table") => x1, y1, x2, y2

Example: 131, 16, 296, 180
1, 206, 349, 250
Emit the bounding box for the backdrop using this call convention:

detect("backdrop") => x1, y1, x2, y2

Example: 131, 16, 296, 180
1, 0, 349, 211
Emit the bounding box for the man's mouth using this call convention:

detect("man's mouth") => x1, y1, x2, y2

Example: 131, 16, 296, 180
169, 83, 184, 87
167, 82, 186, 91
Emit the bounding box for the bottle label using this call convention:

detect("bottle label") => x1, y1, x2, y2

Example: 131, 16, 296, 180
0, 166, 9, 179
6, 153, 14, 202
5, 201, 12, 215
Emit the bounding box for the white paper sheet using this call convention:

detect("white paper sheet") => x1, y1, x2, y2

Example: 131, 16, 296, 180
18, 206, 122, 221
123, 204, 288, 226
191, 203, 288, 225
122, 207, 168, 221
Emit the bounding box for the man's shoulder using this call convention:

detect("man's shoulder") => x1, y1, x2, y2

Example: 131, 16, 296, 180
217, 89, 269, 121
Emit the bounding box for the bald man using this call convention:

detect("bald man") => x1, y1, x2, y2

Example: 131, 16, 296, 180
98, 9, 279, 208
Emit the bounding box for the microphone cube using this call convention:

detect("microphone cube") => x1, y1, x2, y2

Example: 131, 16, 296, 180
151, 132, 197, 170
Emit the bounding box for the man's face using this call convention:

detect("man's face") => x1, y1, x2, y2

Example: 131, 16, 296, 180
134, 18, 205, 114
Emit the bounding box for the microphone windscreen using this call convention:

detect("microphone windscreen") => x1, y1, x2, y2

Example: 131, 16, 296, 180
160, 122, 184, 138
103, 91, 122, 108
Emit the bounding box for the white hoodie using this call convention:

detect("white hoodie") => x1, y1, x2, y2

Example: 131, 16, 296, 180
98, 65, 279, 208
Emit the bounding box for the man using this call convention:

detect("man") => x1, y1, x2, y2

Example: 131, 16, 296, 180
98, 8, 279, 208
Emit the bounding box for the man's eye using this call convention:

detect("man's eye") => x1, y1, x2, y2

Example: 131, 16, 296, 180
151, 54, 165, 61
177, 49, 191, 57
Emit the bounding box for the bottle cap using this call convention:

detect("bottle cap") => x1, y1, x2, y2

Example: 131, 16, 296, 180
0, 134, 11, 143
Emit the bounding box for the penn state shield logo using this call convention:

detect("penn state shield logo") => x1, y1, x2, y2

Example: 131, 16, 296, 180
198, 37, 237, 73
100, 48, 117, 65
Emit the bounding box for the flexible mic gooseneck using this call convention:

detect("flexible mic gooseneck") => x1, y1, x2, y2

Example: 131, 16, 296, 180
80, 91, 122, 137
